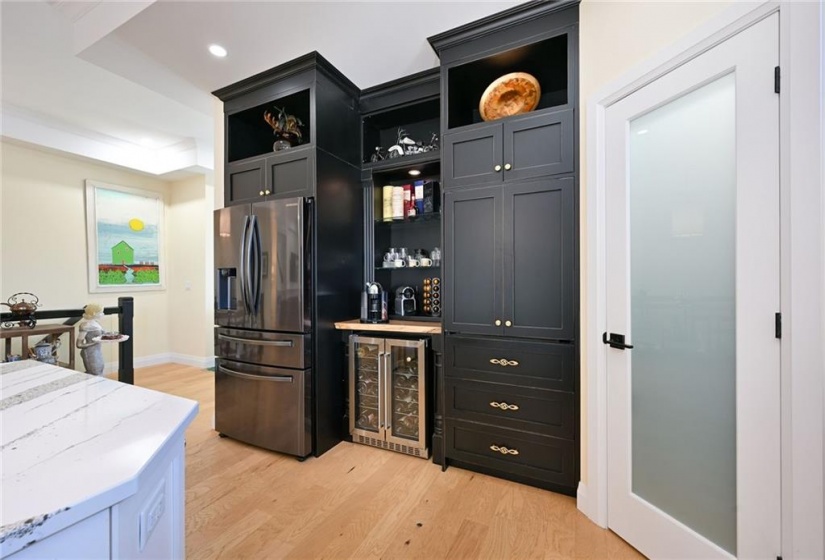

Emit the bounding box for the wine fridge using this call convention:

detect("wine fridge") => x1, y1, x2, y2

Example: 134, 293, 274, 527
348, 335, 428, 458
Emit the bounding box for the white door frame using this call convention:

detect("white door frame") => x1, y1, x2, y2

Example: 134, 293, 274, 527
580, 2, 824, 558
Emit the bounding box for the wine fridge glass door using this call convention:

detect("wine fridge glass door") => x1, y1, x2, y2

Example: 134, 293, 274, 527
349, 337, 383, 438
385, 339, 426, 449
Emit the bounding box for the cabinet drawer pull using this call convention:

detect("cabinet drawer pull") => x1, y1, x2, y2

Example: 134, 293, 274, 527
259, 190, 265, 196
489, 358, 520, 367
489, 401, 520, 411
494, 164, 502, 172
504, 163, 512, 171
265, 189, 271, 195
490, 444, 519, 456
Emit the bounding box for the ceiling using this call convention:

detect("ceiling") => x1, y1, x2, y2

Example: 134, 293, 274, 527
1, 0, 521, 178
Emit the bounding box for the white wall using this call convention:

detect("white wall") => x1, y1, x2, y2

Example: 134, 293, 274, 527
578, 0, 734, 481
168, 174, 214, 366
0, 140, 213, 369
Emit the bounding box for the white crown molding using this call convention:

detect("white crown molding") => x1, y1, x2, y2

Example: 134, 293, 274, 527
0, 104, 212, 176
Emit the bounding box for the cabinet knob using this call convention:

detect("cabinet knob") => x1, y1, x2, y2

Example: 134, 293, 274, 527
259, 190, 265, 196
265, 189, 271, 195
505, 320, 512, 327
504, 163, 512, 171
495, 319, 502, 326
494, 165, 502, 172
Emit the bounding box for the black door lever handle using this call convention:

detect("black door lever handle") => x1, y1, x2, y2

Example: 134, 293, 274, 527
603, 332, 634, 350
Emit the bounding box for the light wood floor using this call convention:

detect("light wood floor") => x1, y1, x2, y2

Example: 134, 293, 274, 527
135, 363, 644, 560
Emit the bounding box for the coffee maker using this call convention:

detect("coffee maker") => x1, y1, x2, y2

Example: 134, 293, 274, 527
394, 286, 417, 317
360, 282, 388, 323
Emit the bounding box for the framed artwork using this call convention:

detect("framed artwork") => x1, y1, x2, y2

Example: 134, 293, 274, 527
85, 180, 165, 292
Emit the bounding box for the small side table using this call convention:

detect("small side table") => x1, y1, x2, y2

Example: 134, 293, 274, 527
1, 324, 76, 369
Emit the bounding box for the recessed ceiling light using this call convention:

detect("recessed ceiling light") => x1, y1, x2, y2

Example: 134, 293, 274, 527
209, 44, 228, 58
408, 169, 421, 176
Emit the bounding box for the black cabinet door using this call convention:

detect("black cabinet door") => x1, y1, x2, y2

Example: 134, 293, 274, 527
444, 185, 503, 335
443, 124, 503, 189
266, 148, 314, 198
226, 158, 266, 206
502, 178, 576, 340
503, 109, 574, 182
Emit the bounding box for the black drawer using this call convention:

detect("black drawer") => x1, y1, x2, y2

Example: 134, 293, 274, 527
446, 420, 577, 490
445, 378, 576, 440
445, 335, 576, 392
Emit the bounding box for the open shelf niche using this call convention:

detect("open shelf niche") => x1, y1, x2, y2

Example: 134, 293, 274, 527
447, 33, 569, 130
227, 88, 312, 163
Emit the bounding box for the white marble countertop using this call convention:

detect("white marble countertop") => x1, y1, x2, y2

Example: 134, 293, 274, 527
0, 360, 198, 557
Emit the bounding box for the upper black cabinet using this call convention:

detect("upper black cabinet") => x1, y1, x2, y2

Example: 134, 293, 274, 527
214, 52, 359, 207
443, 109, 574, 188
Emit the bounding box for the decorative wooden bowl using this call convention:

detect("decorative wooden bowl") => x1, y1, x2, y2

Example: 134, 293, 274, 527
479, 72, 541, 122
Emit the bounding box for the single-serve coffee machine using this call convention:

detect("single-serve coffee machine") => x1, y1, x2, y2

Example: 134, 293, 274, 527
360, 282, 388, 323
394, 286, 417, 317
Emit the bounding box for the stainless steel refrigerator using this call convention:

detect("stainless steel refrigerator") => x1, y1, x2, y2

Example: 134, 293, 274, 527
214, 197, 313, 457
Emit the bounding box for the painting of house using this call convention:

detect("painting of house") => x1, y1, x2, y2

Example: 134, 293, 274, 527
86, 180, 164, 291
111, 241, 134, 265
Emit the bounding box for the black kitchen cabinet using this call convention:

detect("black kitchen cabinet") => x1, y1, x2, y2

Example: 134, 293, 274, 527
225, 148, 315, 206
443, 109, 574, 189
430, 0, 580, 494
444, 177, 575, 340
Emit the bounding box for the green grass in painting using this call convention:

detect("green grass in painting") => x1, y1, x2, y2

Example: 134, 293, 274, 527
99, 269, 160, 285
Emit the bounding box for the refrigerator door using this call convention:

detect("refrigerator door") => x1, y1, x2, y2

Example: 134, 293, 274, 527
215, 358, 312, 457
384, 338, 427, 452
214, 205, 252, 329
250, 197, 310, 333
349, 336, 384, 440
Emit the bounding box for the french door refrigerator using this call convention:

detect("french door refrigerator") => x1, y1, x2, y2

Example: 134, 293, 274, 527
349, 336, 428, 458
214, 197, 313, 457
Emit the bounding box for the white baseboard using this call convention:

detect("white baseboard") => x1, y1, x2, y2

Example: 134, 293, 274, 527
577, 481, 607, 528
104, 353, 215, 373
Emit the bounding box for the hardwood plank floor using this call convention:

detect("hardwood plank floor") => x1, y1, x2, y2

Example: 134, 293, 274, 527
135, 363, 644, 559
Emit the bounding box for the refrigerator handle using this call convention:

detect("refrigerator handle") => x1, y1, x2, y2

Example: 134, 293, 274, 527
244, 215, 255, 315
252, 215, 263, 313
239, 215, 250, 314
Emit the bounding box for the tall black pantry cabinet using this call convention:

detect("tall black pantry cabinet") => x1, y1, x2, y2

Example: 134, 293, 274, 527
213, 52, 363, 457
429, 0, 580, 495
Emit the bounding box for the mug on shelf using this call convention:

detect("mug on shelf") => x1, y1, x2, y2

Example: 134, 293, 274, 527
407, 257, 420, 267
393, 259, 407, 268
419, 257, 433, 267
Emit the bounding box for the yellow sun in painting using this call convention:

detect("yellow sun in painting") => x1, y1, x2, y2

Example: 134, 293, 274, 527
129, 218, 145, 232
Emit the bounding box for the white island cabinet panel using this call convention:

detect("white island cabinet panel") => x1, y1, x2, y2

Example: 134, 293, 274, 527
0, 361, 197, 559
7, 510, 110, 560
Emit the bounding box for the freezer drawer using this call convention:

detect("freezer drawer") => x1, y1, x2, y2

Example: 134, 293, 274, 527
215, 359, 312, 457
215, 327, 310, 369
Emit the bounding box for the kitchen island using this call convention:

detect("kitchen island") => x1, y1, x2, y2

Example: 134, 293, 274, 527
0, 360, 198, 559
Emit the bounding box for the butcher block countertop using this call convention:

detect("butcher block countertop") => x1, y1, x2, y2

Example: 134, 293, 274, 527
334, 319, 442, 334
0, 360, 197, 557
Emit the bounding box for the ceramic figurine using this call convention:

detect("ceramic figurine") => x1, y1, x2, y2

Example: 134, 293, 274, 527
76, 303, 105, 375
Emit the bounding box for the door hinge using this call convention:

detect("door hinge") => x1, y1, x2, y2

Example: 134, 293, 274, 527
774, 66, 780, 94
775, 312, 782, 339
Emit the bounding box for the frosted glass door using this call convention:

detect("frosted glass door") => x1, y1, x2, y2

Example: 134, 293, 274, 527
605, 14, 780, 560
